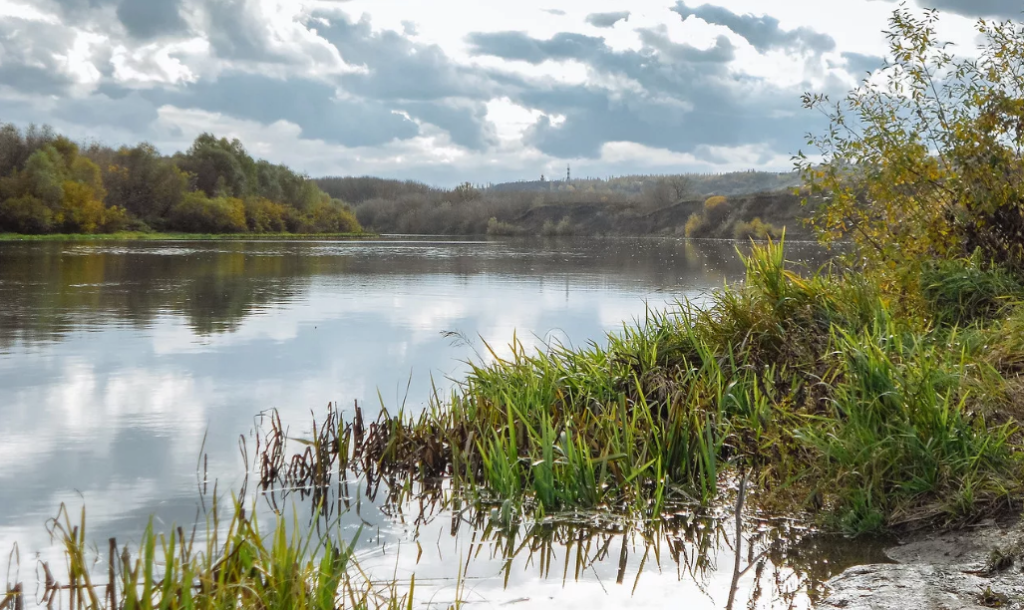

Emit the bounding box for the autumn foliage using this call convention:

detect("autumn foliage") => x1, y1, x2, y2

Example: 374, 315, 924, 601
0, 126, 361, 235
797, 8, 1024, 273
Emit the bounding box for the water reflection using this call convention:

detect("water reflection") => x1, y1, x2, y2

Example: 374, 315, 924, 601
0, 237, 837, 607
253, 476, 890, 609
243, 402, 890, 610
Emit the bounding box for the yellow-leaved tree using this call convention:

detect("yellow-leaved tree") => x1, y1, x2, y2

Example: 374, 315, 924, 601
796, 7, 1024, 273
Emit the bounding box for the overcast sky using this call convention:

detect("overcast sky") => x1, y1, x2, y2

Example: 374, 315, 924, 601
0, 0, 1015, 185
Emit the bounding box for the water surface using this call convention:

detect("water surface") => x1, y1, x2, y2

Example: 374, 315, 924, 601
0, 237, 856, 608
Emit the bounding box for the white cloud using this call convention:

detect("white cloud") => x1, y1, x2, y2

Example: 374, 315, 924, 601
0, 0, 57, 22
0, 0, 986, 183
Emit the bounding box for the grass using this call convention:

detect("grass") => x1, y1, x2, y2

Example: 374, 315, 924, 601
1, 498, 431, 610
290, 238, 1024, 535
0, 232, 376, 242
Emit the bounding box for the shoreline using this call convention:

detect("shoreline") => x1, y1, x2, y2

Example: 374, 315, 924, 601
822, 518, 1024, 609
0, 231, 378, 241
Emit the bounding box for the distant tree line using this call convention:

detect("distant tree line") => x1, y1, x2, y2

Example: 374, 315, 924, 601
0, 124, 362, 235
315, 172, 807, 237
483, 170, 800, 198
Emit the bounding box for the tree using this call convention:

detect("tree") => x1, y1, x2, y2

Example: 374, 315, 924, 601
0, 195, 53, 233
22, 147, 67, 208
797, 8, 1024, 272
104, 143, 188, 223
176, 134, 255, 198
59, 180, 106, 233
666, 175, 693, 201
452, 182, 480, 203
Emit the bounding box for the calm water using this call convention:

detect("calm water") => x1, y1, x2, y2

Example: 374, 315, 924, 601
0, 237, 867, 608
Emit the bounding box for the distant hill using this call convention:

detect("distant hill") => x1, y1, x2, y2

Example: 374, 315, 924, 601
485, 171, 802, 198
315, 171, 802, 203
313, 171, 814, 238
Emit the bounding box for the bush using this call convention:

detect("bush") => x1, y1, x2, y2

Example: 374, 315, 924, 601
306, 202, 361, 233
684, 212, 709, 238
486, 217, 523, 236
732, 217, 779, 241
244, 197, 288, 233
58, 180, 106, 233
703, 195, 731, 225
99, 205, 132, 233
167, 193, 247, 233
541, 216, 575, 236
0, 195, 54, 233
704, 195, 727, 210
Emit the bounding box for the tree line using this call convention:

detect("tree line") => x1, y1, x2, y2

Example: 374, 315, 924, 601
316, 173, 808, 237
0, 124, 362, 235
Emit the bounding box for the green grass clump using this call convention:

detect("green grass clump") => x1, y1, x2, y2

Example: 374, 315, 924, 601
5, 499, 421, 610
920, 252, 1024, 326
348, 238, 1024, 534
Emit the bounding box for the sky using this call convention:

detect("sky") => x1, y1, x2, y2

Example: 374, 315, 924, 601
0, 0, 1016, 186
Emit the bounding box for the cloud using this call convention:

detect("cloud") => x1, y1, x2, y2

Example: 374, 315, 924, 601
542, 9, 566, 16
400, 100, 498, 151
672, 1, 835, 54
585, 11, 630, 28
146, 72, 421, 147
840, 52, 884, 76
870, 0, 1023, 20
468, 26, 819, 159
0, 17, 95, 95
52, 90, 160, 132
467, 31, 608, 65
202, 0, 352, 74
315, 12, 496, 101
0, 0, 875, 183
45, 0, 187, 39
116, 0, 188, 39
638, 29, 736, 63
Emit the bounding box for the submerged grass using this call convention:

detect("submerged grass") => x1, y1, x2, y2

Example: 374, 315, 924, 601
318, 238, 1024, 534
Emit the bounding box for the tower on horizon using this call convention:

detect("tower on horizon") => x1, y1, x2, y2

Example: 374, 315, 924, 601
566, 164, 571, 182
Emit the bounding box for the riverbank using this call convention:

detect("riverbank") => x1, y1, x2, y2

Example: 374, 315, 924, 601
823, 518, 1024, 609
0, 231, 377, 241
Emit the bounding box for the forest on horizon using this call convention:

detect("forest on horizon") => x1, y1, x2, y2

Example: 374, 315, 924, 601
0, 121, 804, 237
0, 123, 362, 236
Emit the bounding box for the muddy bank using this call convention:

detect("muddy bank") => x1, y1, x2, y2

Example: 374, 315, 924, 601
822, 521, 1024, 609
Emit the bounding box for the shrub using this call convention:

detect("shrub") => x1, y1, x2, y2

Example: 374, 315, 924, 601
703, 195, 731, 225
99, 205, 132, 233
167, 193, 247, 233
244, 197, 288, 233
486, 217, 523, 236
58, 180, 106, 233
541, 216, 575, 236
684, 212, 709, 238
0, 195, 54, 233
306, 202, 361, 233
732, 217, 779, 241
704, 195, 727, 210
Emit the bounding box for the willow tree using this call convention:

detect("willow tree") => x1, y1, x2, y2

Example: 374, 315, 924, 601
797, 7, 1024, 273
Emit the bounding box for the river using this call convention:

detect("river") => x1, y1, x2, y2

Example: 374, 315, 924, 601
0, 236, 876, 609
